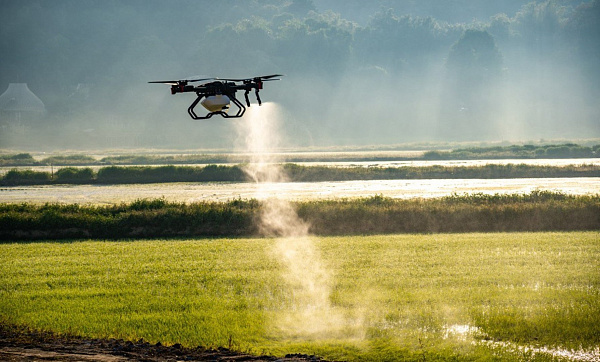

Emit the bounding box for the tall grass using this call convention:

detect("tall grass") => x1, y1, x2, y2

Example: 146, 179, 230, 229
0, 232, 597, 360
299, 191, 600, 235
1, 192, 598, 240
0, 198, 259, 240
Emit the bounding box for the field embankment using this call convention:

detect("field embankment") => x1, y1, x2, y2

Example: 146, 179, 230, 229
1, 192, 598, 240
1, 163, 599, 186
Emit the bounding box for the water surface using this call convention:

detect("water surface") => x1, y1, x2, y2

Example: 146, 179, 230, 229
1, 177, 597, 204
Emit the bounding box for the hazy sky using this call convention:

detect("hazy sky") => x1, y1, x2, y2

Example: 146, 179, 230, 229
0, 0, 598, 149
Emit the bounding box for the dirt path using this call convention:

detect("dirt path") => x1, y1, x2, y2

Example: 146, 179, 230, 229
0, 324, 325, 361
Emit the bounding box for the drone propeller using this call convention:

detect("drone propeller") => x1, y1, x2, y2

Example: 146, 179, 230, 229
148, 77, 215, 85
186, 77, 216, 83
258, 74, 284, 79
148, 80, 184, 85
217, 74, 284, 82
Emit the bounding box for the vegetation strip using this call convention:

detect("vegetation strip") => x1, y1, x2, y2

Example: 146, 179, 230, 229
422, 143, 600, 160
1, 144, 598, 167
1, 192, 598, 240
2, 163, 599, 185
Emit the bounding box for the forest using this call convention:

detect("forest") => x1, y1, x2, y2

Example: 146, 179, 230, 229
1, 0, 599, 148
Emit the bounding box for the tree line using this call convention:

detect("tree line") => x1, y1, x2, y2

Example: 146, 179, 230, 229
1, 0, 598, 146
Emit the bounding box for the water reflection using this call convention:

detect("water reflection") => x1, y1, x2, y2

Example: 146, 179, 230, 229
1, 178, 598, 204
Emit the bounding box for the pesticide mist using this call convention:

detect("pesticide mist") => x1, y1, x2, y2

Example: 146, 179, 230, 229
235, 103, 363, 339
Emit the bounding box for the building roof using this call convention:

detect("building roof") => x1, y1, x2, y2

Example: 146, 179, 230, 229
0, 83, 46, 113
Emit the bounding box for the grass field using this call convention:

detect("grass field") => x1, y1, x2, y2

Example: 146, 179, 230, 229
1, 232, 598, 360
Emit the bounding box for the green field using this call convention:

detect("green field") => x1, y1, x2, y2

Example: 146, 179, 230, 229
1, 232, 598, 360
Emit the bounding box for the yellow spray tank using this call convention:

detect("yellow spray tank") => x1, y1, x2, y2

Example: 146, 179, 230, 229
201, 94, 230, 112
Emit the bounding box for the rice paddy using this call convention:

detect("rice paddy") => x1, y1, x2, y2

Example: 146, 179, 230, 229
1, 232, 598, 361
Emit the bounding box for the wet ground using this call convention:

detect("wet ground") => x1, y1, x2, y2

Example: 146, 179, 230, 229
0, 324, 325, 362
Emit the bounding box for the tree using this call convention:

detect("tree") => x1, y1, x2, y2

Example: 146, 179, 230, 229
354, 9, 451, 74
441, 29, 504, 140
566, 0, 600, 94
446, 29, 503, 87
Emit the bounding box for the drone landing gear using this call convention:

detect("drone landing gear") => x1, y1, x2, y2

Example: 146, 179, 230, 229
187, 93, 246, 120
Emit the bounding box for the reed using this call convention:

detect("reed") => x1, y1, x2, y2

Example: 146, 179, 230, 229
1, 192, 597, 240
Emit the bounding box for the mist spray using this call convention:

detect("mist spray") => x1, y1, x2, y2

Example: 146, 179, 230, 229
235, 103, 359, 338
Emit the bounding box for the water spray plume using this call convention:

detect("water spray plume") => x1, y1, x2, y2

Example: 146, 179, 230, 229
235, 103, 362, 338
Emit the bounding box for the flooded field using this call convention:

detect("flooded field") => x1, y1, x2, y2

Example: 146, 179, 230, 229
2, 156, 598, 204
1, 177, 598, 204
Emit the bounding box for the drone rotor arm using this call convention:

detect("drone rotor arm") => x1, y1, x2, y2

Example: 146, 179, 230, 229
148, 81, 179, 85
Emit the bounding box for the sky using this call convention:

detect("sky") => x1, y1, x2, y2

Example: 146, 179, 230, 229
0, 0, 598, 150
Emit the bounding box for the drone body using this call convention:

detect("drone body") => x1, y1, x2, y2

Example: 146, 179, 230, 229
149, 75, 282, 119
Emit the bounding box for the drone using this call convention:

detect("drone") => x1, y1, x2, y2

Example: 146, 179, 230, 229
149, 74, 282, 120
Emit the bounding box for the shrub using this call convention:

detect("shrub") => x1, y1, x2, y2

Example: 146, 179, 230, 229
41, 154, 97, 165
422, 151, 445, 160
569, 146, 594, 158
1, 169, 51, 185
96, 166, 142, 183
544, 146, 572, 158
0, 153, 36, 166
55, 167, 95, 183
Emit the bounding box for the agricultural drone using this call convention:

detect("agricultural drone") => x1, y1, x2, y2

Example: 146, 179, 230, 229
149, 74, 283, 120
